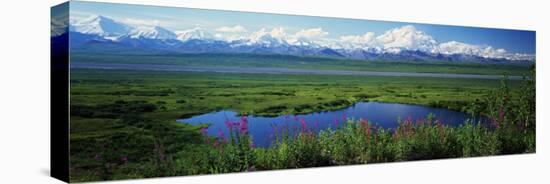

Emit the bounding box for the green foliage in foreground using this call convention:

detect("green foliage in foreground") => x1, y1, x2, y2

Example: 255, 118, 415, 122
69, 67, 535, 182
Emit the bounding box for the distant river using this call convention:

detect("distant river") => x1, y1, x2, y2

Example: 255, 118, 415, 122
178, 102, 490, 147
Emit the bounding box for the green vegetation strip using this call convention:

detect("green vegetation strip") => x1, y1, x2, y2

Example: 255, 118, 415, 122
71, 53, 532, 76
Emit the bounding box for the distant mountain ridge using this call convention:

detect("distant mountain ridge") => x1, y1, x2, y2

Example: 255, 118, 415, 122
59, 15, 535, 63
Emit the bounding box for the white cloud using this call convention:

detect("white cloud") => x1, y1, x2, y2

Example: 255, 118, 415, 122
247, 27, 289, 45
269, 27, 288, 38
214, 33, 223, 39
294, 27, 328, 39
338, 32, 376, 49
120, 18, 160, 27
340, 32, 375, 43
211, 27, 283, 42
375, 25, 438, 52
286, 28, 330, 47
214, 25, 250, 41
250, 27, 288, 39
215, 25, 248, 33
213, 25, 251, 41
333, 25, 439, 51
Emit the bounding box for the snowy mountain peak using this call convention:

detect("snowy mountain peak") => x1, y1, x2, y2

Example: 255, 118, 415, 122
129, 26, 177, 40
246, 28, 289, 46
71, 15, 131, 38
175, 27, 214, 41
80, 15, 108, 24
288, 37, 317, 47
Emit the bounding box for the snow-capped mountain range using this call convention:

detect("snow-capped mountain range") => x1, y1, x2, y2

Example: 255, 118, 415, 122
128, 26, 177, 40
58, 15, 535, 62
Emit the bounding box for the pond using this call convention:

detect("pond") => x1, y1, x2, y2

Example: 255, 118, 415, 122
178, 102, 488, 147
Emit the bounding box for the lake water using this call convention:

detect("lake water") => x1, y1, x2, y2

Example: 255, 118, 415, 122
178, 102, 487, 147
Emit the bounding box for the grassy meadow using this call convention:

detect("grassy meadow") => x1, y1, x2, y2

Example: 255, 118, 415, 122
68, 57, 535, 181
71, 53, 532, 75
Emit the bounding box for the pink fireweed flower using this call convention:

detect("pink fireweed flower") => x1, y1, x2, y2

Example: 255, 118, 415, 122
405, 116, 413, 125
239, 116, 249, 134
407, 117, 415, 135
360, 119, 372, 141
225, 120, 234, 130
217, 129, 225, 139
300, 118, 307, 133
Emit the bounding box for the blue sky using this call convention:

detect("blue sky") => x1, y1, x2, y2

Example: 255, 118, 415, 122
68, 1, 535, 54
